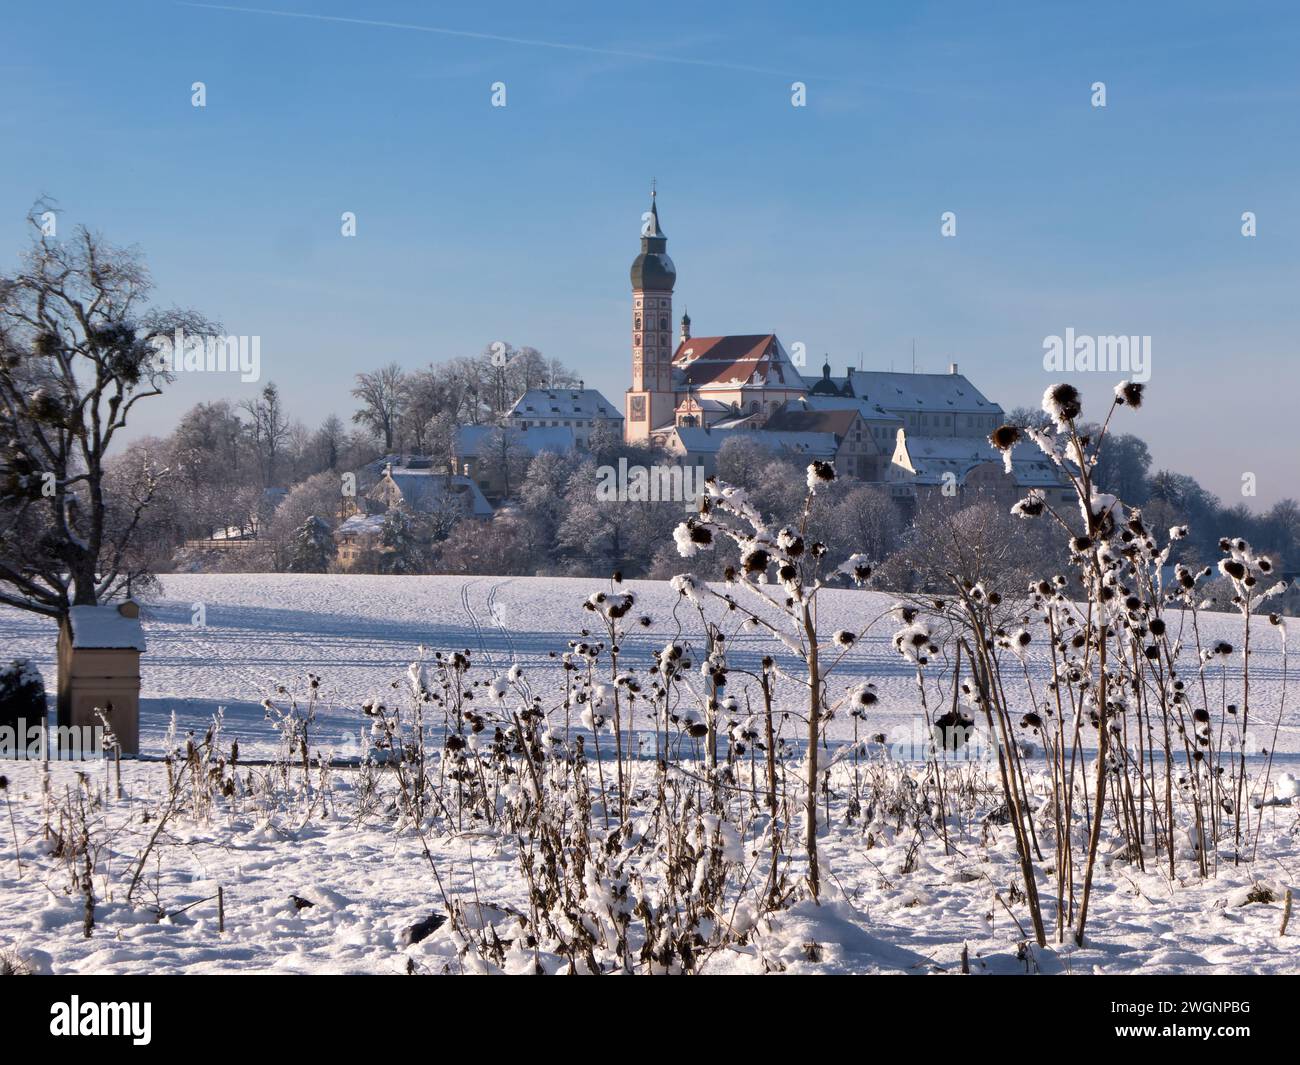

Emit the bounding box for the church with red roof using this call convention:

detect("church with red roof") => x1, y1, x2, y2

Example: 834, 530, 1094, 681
624, 190, 807, 443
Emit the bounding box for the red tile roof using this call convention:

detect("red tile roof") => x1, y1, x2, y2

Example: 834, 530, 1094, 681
672, 334, 796, 388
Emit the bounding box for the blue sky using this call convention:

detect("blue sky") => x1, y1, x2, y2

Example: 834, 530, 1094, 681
3, 0, 1298, 505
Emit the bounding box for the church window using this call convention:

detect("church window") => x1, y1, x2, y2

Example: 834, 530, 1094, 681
635, 316, 642, 329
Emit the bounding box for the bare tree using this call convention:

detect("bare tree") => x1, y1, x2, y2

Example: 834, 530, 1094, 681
314, 413, 345, 471
351, 363, 406, 452
477, 427, 531, 499
0, 204, 213, 617
401, 368, 449, 455
239, 382, 290, 487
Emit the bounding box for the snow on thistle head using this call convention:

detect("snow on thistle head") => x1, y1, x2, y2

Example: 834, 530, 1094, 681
673, 518, 713, 558
988, 424, 1022, 474
738, 539, 771, 578
1080, 487, 1124, 537
776, 526, 805, 556
1010, 491, 1045, 519
1113, 380, 1145, 408
1269, 612, 1288, 645
1042, 383, 1082, 428
806, 460, 836, 493
892, 619, 937, 665
669, 573, 705, 605
585, 590, 635, 620
848, 682, 878, 718
837, 553, 873, 585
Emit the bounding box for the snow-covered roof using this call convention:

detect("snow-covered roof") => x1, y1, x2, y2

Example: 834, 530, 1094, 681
67, 604, 146, 651
372, 468, 494, 517
670, 426, 838, 457
456, 425, 576, 458
803, 369, 1003, 417
707, 412, 764, 430
335, 514, 386, 538
508, 388, 623, 421
894, 436, 1063, 488
784, 395, 903, 425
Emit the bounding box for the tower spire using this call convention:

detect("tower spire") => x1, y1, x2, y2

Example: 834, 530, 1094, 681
644, 179, 665, 239
627, 183, 677, 443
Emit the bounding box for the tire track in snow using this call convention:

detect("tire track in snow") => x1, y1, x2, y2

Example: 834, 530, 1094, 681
458, 579, 495, 667
486, 580, 517, 663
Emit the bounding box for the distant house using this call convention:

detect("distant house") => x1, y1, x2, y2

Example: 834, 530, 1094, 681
889, 435, 1074, 508
333, 462, 494, 569
333, 513, 386, 569
664, 425, 838, 477
367, 460, 494, 519
455, 424, 575, 497
808, 361, 1005, 440
506, 386, 623, 447
779, 391, 905, 458
763, 402, 892, 482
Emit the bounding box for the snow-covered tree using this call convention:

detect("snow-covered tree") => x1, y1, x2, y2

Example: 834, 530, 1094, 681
285, 515, 334, 573
377, 507, 429, 574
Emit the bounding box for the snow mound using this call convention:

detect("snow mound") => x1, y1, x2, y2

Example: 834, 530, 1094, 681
756, 899, 932, 974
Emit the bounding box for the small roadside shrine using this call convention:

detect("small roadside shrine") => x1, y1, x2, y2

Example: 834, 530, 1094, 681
57, 600, 145, 756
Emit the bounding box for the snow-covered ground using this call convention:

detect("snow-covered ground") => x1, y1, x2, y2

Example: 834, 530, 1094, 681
0, 575, 1296, 975
2, 573, 1295, 758
1, 757, 1297, 975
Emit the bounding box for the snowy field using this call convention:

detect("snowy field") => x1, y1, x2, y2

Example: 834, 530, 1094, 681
2, 573, 1296, 758
0, 574, 1296, 975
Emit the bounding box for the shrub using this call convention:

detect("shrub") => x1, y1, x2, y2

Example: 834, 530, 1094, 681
0, 658, 45, 733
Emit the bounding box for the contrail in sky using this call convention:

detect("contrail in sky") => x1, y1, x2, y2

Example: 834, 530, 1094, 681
177, 1, 927, 90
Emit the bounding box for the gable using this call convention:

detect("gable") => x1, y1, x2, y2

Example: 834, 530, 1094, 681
672, 334, 801, 390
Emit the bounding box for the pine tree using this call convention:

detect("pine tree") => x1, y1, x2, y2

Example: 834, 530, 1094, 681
378, 508, 428, 574
286, 516, 334, 573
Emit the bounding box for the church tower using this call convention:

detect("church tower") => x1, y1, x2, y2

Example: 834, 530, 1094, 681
625, 186, 677, 442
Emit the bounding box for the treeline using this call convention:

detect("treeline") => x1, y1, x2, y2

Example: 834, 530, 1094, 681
108, 369, 1300, 610
107, 345, 580, 559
